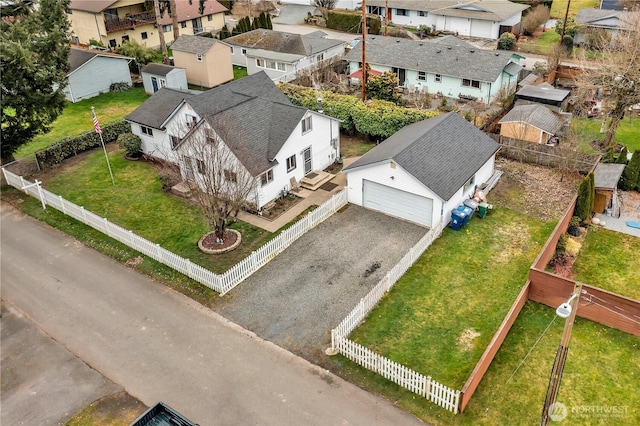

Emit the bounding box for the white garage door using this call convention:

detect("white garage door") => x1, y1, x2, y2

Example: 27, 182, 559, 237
363, 180, 433, 227
470, 20, 493, 38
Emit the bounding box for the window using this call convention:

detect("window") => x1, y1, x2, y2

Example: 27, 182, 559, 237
224, 169, 237, 183
241, 48, 247, 55
186, 115, 197, 128
204, 128, 216, 144
464, 175, 475, 193
286, 155, 296, 172
317, 53, 324, 62
71, 35, 79, 44
277, 62, 285, 71
418, 71, 426, 81
141, 32, 148, 40
181, 21, 187, 28
435, 73, 442, 82
170, 135, 181, 148
368, 6, 382, 15
230, 46, 234, 55
396, 8, 408, 16
418, 11, 427, 17
196, 54, 203, 62
207, 14, 213, 21
160, 79, 166, 88
162, 24, 171, 33
196, 159, 206, 174
260, 170, 273, 186
122, 35, 129, 43
462, 79, 481, 88
109, 39, 116, 48
141, 125, 153, 136
257, 59, 285, 71
301, 116, 312, 134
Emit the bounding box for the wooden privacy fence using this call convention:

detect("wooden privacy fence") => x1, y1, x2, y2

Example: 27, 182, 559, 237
497, 136, 600, 174
2, 168, 347, 295
330, 220, 462, 413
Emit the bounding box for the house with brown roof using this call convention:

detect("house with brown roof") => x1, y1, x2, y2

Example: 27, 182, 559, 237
170, 35, 233, 88
67, 0, 226, 49
224, 29, 345, 82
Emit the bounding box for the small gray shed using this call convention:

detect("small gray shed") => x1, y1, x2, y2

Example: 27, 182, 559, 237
141, 63, 188, 94
594, 163, 625, 215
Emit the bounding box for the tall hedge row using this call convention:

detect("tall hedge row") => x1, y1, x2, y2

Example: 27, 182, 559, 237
326, 10, 381, 34
35, 120, 130, 169
278, 84, 438, 139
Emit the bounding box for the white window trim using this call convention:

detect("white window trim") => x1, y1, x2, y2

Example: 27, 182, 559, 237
286, 155, 296, 172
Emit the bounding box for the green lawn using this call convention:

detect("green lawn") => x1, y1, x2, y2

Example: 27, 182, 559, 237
233, 65, 248, 80
550, 0, 599, 19
15, 88, 149, 159
572, 227, 640, 300
9, 149, 273, 277
573, 117, 640, 153
349, 208, 556, 389
519, 30, 560, 55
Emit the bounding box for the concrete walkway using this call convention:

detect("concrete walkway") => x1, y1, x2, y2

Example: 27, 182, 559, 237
594, 191, 640, 238
238, 158, 356, 232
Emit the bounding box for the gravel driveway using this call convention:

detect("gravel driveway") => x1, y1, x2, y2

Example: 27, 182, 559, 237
211, 205, 427, 362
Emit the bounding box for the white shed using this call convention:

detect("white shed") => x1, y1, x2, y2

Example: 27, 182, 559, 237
343, 112, 499, 227
141, 63, 188, 95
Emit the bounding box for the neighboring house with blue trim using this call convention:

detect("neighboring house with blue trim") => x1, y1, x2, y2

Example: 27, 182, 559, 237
224, 29, 345, 82
63, 47, 132, 103
574, 8, 633, 46
365, 0, 529, 39
141, 63, 187, 94
125, 71, 340, 210
344, 36, 523, 104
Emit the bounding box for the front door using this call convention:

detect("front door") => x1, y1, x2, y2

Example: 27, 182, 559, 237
303, 147, 312, 174
151, 76, 158, 93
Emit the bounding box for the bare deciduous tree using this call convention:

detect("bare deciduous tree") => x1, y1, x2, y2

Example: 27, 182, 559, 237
574, 12, 640, 150
171, 115, 258, 243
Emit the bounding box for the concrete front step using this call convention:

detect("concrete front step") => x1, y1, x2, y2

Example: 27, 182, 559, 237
300, 171, 334, 191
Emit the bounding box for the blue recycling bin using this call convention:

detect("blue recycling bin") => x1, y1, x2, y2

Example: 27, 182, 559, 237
450, 209, 466, 230
457, 205, 474, 226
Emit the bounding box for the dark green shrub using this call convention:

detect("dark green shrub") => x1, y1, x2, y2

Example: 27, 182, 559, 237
326, 10, 380, 34
117, 133, 142, 156
555, 17, 578, 38
569, 216, 581, 227
562, 35, 574, 53
556, 233, 569, 253
574, 172, 594, 221
109, 82, 131, 92
35, 120, 130, 169
616, 147, 628, 164
498, 32, 517, 50
366, 71, 400, 103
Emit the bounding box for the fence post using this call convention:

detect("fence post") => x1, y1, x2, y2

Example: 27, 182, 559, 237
187, 259, 192, 277
156, 244, 162, 261
80, 206, 87, 224
59, 195, 66, 214
426, 376, 432, 400
103, 218, 110, 236
129, 230, 135, 248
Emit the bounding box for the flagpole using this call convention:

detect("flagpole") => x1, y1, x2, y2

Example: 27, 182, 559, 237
92, 106, 115, 185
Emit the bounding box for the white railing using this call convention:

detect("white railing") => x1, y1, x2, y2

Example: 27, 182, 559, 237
330, 220, 462, 413
2, 168, 347, 295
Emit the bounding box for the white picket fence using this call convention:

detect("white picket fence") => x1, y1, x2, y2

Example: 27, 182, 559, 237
2, 168, 347, 295
330, 220, 462, 414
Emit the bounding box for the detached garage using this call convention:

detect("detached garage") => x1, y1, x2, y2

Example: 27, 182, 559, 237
343, 112, 500, 227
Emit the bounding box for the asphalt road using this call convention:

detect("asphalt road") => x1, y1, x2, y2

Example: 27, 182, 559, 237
0, 204, 423, 426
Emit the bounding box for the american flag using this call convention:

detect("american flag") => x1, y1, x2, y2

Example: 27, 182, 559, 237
91, 107, 102, 134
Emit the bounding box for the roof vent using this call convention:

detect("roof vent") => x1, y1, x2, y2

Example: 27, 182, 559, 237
470, 49, 475, 53
437, 49, 441, 53
495, 52, 500, 56
447, 46, 452, 50
419, 42, 423, 46
397, 39, 401, 43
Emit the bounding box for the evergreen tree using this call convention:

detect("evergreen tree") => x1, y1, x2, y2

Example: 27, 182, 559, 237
575, 173, 594, 221
1, 0, 71, 163
587, 171, 595, 214
616, 147, 628, 164
218, 25, 231, 40
621, 150, 640, 191
265, 13, 273, 30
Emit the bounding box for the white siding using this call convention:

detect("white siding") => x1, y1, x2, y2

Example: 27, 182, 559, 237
64, 56, 131, 102
345, 162, 445, 227
363, 179, 434, 227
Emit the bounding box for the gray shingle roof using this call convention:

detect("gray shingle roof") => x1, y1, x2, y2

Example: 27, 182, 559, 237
575, 8, 625, 25
141, 63, 183, 76
344, 36, 517, 82
499, 104, 565, 134
366, 0, 528, 20
343, 112, 499, 200
125, 88, 194, 129
224, 29, 343, 56
594, 163, 625, 189
170, 35, 220, 54
516, 84, 571, 103
187, 71, 308, 176
68, 48, 131, 74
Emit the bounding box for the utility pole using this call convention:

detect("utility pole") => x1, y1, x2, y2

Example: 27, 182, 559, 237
384, 0, 388, 36
559, 0, 572, 41
361, 0, 367, 102
540, 283, 582, 426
